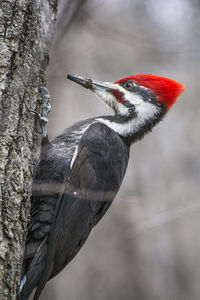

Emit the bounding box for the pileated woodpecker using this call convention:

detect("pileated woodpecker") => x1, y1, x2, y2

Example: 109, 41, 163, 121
20, 74, 185, 300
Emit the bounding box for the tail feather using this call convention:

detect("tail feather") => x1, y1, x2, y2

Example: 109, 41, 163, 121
20, 237, 48, 300
20, 275, 27, 293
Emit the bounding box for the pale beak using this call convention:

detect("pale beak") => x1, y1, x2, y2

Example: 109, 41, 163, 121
67, 74, 114, 91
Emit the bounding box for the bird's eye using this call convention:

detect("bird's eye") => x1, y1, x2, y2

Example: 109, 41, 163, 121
124, 81, 134, 90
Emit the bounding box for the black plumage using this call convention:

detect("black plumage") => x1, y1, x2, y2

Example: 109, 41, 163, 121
20, 73, 184, 299
20, 121, 129, 300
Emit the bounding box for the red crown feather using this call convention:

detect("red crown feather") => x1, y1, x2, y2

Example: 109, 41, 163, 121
115, 74, 185, 110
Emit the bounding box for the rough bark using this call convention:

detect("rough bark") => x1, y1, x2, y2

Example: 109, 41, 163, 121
0, 1, 57, 299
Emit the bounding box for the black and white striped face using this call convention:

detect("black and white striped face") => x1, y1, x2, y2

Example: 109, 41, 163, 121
94, 79, 164, 119
67, 74, 183, 141
67, 74, 164, 123
67, 74, 166, 139
69, 74, 162, 112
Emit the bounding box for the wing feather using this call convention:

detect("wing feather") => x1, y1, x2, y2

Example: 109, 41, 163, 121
21, 123, 129, 300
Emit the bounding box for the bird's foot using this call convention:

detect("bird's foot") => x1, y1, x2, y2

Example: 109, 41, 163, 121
39, 87, 51, 118
29, 87, 51, 137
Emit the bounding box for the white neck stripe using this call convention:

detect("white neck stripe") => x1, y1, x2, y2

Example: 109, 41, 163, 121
96, 102, 159, 137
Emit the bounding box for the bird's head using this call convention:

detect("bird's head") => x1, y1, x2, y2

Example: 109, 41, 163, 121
67, 73, 185, 142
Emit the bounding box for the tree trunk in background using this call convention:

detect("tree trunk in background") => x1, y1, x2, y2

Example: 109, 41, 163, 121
0, 1, 57, 299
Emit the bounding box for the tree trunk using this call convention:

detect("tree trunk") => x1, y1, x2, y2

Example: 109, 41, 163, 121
0, 1, 57, 299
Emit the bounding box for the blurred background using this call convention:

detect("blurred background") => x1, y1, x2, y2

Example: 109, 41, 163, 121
39, 0, 200, 299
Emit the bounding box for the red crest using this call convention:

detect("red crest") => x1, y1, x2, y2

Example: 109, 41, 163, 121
115, 74, 185, 110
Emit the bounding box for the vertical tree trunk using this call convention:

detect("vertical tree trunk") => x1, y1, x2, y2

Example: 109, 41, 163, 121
0, 1, 57, 299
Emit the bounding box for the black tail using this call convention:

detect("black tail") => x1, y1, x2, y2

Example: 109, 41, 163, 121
19, 237, 47, 300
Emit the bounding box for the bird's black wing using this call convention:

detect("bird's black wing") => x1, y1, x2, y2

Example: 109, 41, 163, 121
22, 123, 129, 300
20, 137, 71, 300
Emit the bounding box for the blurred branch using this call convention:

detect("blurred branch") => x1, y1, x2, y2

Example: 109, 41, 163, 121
133, 202, 200, 237
55, 0, 88, 43
79, 10, 186, 52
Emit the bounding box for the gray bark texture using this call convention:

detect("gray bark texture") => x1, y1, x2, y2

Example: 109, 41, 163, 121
0, 1, 57, 299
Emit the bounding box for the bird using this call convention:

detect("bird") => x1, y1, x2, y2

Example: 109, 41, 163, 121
20, 73, 185, 300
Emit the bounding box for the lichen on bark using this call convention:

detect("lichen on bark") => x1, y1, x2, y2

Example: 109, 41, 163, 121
0, 1, 57, 298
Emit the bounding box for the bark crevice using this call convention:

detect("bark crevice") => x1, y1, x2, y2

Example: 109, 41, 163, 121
0, 1, 58, 298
